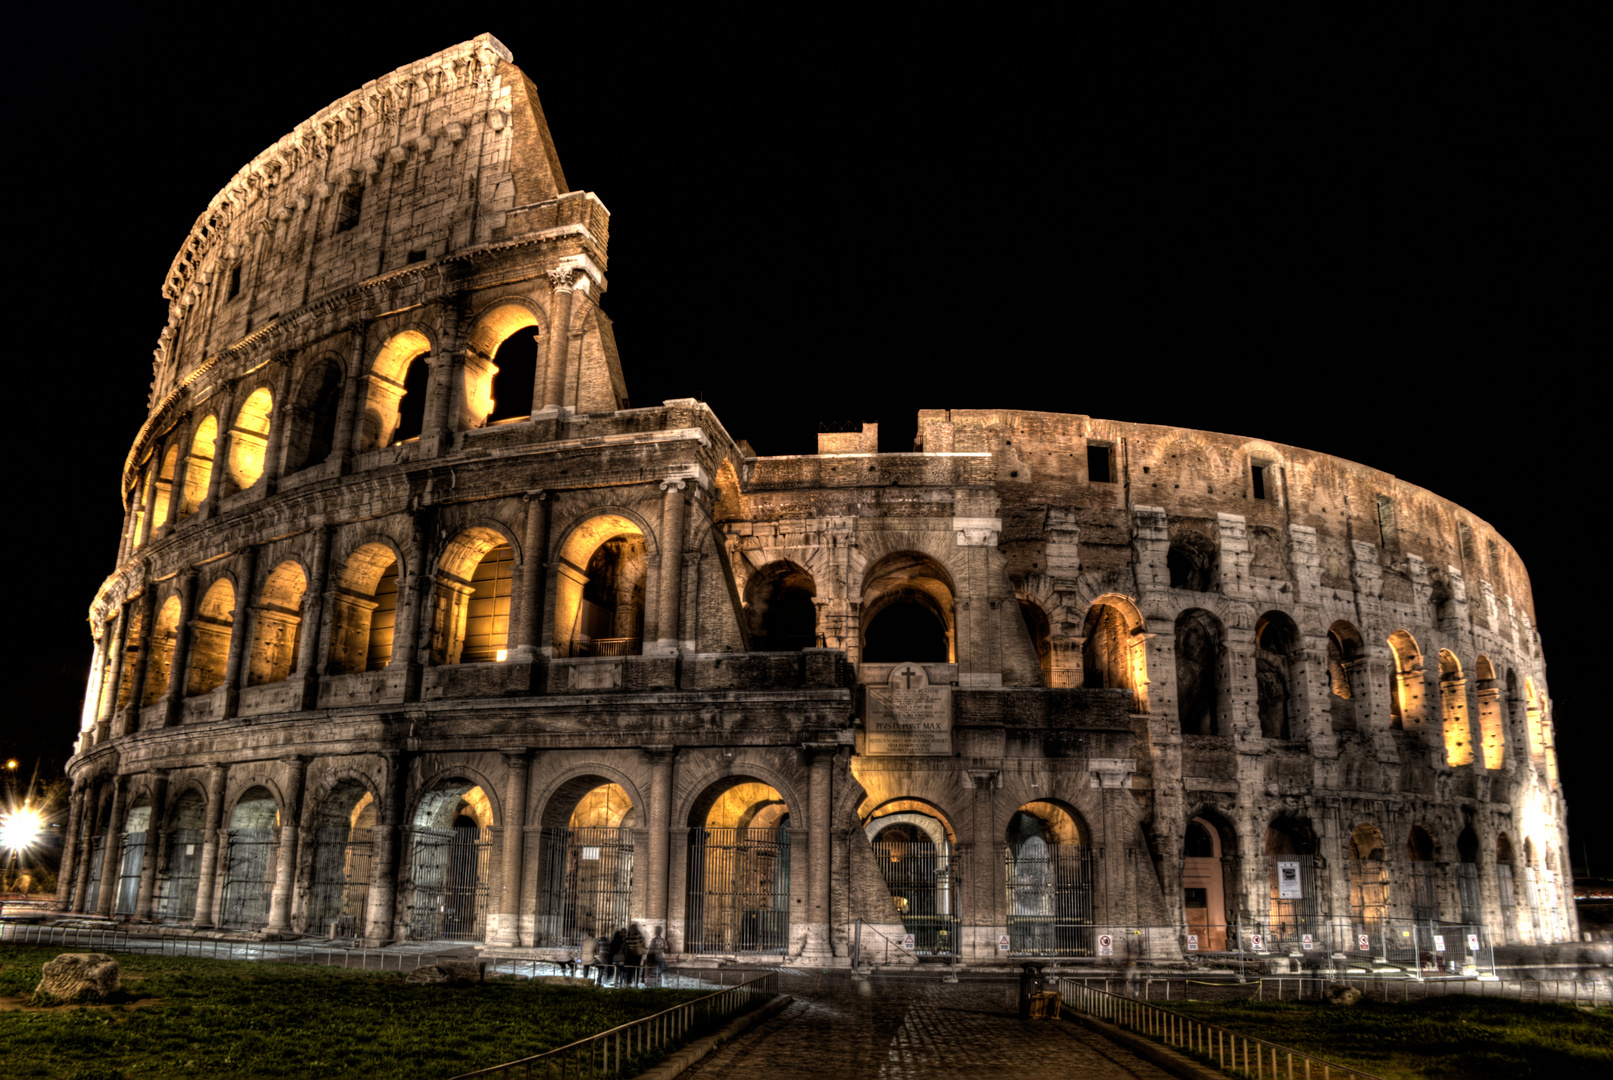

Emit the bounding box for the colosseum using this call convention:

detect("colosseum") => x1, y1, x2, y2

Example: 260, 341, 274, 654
54, 34, 1574, 970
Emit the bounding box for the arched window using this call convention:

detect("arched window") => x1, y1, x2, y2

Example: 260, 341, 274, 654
1408, 825, 1438, 921
186, 579, 235, 695
1019, 598, 1052, 686
1168, 532, 1218, 591
431, 529, 521, 665
1004, 801, 1093, 957
1082, 594, 1148, 712
1175, 608, 1226, 735
305, 782, 376, 937
1387, 629, 1426, 727
181, 416, 217, 517
227, 388, 274, 491
685, 777, 791, 955
248, 561, 307, 686
1254, 611, 1298, 739
462, 545, 515, 663
536, 778, 636, 947
1325, 621, 1362, 731
360, 331, 431, 451
284, 360, 344, 474
1474, 655, 1504, 770
142, 596, 183, 706
744, 561, 819, 651
1439, 650, 1474, 765
151, 445, 178, 530
327, 543, 400, 674
860, 552, 954, 663
1349, 823, 1389, 934
554, 515, 648, 658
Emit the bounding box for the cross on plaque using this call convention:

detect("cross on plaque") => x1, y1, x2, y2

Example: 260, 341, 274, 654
898, 665, 918, 688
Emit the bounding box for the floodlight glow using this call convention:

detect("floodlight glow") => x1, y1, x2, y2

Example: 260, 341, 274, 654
1, 807, 44, 853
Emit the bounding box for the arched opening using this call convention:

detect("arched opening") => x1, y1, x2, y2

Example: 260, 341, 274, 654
1540, 844, 1562, 941
180, 416, 216, 517
860, 552, 955, 663
248, 561, 307, 686
406, 779, 493, 942
1182, 816, 1232, 951
685, 778, 791, 954
327, 543, 400, 674
130, 461, 155, 551
1176, 608, 1226, 735
1265, 817, 1319, 948
1523, 677, 1545, 762
115, 605, 145, 713
306, 782, 376, 937
1457, 826, 1481, 924
113, 799, 152, 916
485, 328, 539, 423
1439, 649, 1474, 765
142, 596, 183, 706
1004, 801, 1093, 956
1475, 654, 1505, 770
467, 303, 542, 426
555, 514, 647, 658
1408, 825, 1439, 922
1254, 611, 1298, 739
1349, 823, 1389, 942
1387, 629, 1426, 727
744, 561, 819, 651
1326, 621, 1362, 732
1495, 834, 1518, 944
429, 528, 518, 665
536, 779, 636, 947
155, 788, 207, 921
1082, 594, 1148, 712
863, 799, 959, 955
462, 545, 514, 663
151, 446, 178, 530
220, 787, 279, 929
186, 579, 235, 696
284, 360, 344, 474
1168, 532, 1218, 591
1019, 598, 1053, 686
227, 388, 274, 491
360, 331, 432, 451
79, 792, 113, 913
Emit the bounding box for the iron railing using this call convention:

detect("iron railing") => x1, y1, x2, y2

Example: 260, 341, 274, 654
113, 834, 146, 917
307, 826, 373, 936
1004, 842, 1093, 956
407, 825, 492, 942
219, 829, 277, 928
536, 827, 634, 947
872, 837, 960, 955
449, 971, 777, 1080
685, 827, 790, 954
154, 828, 204, 922
1058, 978, 1386, 1080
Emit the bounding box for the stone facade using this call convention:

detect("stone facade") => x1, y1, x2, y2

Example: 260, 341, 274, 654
59, 36, 1574, 965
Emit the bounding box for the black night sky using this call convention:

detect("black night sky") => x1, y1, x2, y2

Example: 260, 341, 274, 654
14, 17, 1603, 869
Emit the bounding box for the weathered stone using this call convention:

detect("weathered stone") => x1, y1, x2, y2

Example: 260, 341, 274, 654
1325, 985, 1363, 1006
405, 961, 483, 986
36, 954, 120, 1001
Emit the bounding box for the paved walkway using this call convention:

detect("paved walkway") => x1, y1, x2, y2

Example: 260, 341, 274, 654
682, 973, 1176, 1079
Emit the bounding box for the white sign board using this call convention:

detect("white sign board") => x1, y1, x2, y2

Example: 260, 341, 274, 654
1249, 933, 1264, 952
901, 933, 915, 951
1098, 934, 1114, 957
1467, 934, 1480, 952
865, 664, 953, 755
1433, 935, 1446, 953
1186, 934, 1199, 951
1276, 860, 1303, 899
998, 934, 1011, 952
581, 847, 600, 861
1301, 934, 1314, 951
1358, 934, 1371, 951
185, 844, 195, 856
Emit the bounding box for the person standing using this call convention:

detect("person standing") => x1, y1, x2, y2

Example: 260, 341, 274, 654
624, 922, 646, 986
579, 929, 598, 982
647, 925, 667, 985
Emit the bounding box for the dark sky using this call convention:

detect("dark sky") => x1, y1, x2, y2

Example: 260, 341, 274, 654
15, 18, 1602, 866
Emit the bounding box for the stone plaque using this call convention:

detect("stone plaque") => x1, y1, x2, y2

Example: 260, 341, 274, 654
866, 663, 952, 756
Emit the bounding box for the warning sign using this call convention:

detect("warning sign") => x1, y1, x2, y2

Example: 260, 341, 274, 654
1433, 935, 1446, 953
1186, 934, 1199, 951
1359, 934, 1371, 951
901, 933, 915, 951
1098, 934, 1114, 957
1249, 933, 1264, 952
1467, 934, 1480, 952
998, 934, 1011, 952
1301, 934, 1314, 951
1276, 860, 1303, 899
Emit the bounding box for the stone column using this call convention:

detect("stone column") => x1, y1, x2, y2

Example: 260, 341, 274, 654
366, 751, 409, 944
644, 746, 675, 930
221, 546, 258, 719
133, 771, 169, 921
134, 467, 159, 550
70, 782, 96, 914
95, 777, 129, 917
192, 764, 229, 928
162, 571, 200, 727
511, 492, 549, 661
200, 385, 235, 519
55, 782, 85, 909
97, 606, 130, 744
490, 749, 531, 946
803, 744, 836, 957
122, 586, 158, 735
332, 322, 369, 470
539, 269, 578, 411
389, 510, 433, 701
161, 431, 190, 534
966, 768, 1000, 959
654, 477, 687, 653
262, 359, 295, 493
265, 757, 308, 934
296, 528, 332, 709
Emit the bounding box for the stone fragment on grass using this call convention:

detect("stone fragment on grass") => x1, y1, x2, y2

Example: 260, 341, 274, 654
406, 961, 485, 986
36, 953, 121, 1001
1325, 985, 1362, 1006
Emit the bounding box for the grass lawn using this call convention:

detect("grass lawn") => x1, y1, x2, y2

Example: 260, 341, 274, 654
0, 944, 717, 1080
1162, 995, 1613, 1080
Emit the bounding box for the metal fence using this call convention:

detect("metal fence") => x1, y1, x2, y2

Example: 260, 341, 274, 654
872, 837, 960, 955
1004, 842, 1093, 957
82, 836, 106, 913
407, 825, 492, 942
219, 829, 277, 929
449, 971, 778, 1080
536, 827, 634, 947
1058, 977, 1385, 1080
113, 834, 146, 917
686, 827, 790, 955
155, 829, 204, 922
307, 826, 373, 937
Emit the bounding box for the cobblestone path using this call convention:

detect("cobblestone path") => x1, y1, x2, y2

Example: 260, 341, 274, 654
681, 973, 1177, 1079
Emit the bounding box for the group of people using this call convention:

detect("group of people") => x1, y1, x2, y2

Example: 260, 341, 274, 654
575, 923, 667, 986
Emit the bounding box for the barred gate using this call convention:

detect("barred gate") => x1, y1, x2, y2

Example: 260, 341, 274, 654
536, 827, 634, 946
155, 829, 204, 921
1267, 857, 1323, 950
307, 827, 374, 937
872, 837, 960, 954
1497, 864, 1518, 943
1410, 862, 1439, 921
82, 836, 107, 913
407, 826, 492, 942
219, 829, 277, 928
1349, 857, 1390, 938
1005, 842, 1093, 956
1458, 864, 1482, 925
113, 834, 146, 916
686, 827, 791, 954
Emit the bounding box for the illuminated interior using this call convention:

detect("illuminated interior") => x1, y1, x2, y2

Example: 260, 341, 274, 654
227, 388, 274, 490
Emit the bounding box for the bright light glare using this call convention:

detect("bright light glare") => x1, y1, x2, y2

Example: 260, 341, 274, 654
1, 807, 44, 852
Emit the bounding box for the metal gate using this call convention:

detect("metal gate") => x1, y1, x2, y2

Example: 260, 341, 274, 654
156, 828, 204, 921
872, 836, 960, 954
82, 836, 107, 913
407, 826, 492, 942
307, 827, 374, 937
1457, 863, 1482, 925
219, 828, 277, 928
686, 827, 791, 954
536, 827, 634, 947
113, 834, 146, 916
1267, 857, 1323, 949
1005, 842, 1093, 957
1349, 856, 1390, 936
1497, 863, 1518, 943
1410, 861, 1439, 921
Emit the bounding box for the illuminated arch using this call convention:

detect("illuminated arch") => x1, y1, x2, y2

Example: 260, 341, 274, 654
553, 511, 653, 657
360, 330, 432, 451
186, 577, 235, 695
181, 415, 217, 517
860, 551, 956, 663
226, 387, 274, 490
